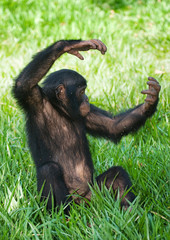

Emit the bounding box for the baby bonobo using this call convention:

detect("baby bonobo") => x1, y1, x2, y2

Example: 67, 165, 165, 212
13, 39, 161, 211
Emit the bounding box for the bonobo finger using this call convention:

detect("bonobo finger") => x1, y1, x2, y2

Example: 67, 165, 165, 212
76, 52, 84, 60
74, 51, 84, 60
84, 40, 97, 49
145, 98, 155, 103
68, 50, 84, 60
74, 40, 96, 51
148, 77, 159, 84
141, 90, 157, 96
90, 39, 102, 51
147, 81, 161, 91
95, 39, 107, 53
90, 39, 107, 54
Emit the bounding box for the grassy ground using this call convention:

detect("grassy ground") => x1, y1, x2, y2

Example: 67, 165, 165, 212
0, 0, 169, 239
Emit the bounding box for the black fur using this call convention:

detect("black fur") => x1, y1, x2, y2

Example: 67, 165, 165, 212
13, 40, 159, 210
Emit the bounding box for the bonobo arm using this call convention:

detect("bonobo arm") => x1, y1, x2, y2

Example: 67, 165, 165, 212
13, 39, 107, 109
85, 77, 161, 143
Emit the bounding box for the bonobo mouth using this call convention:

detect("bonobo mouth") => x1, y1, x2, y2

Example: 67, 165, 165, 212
79, 102, 90, 117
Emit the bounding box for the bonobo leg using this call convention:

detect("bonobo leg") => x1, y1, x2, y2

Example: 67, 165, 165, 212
37, 162, 70, 210
96, 166, 135, 209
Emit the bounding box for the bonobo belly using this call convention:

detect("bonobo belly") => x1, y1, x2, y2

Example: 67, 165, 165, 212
64, 162, 92, 199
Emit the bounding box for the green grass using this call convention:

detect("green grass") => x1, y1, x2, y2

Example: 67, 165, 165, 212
0, 0, 169, 239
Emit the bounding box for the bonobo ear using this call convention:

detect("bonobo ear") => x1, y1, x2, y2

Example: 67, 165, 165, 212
55, 84, 66, 100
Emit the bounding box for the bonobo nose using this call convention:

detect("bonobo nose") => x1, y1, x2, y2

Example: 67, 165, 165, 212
86, 97, 89, 102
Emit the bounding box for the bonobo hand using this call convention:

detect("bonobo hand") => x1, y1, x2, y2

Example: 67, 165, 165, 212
141, 77, 161, 111
63, 39, 107, 60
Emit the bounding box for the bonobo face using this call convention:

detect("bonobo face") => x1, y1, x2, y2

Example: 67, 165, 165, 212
54, 83, 90, 119
66, 84, 90, 119
44, 69, 90, 119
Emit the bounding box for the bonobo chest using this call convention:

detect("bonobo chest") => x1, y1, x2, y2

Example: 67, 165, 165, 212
33, 99, 93, 187
32, 99, 87, 152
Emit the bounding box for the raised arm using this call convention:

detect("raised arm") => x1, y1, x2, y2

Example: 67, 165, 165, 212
13, 39, 107, 109
85, 77, 161, 143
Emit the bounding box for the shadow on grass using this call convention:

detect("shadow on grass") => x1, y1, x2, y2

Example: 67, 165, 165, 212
92, 0, 149, 10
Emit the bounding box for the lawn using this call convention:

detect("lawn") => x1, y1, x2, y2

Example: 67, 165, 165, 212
0, 0, 169, 239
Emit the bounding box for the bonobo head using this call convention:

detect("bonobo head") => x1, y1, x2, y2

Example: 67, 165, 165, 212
42, 69, 90, 119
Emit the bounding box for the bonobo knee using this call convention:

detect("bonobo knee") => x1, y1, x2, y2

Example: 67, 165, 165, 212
96, 166, 135, 208
37, 162, 70, 210
108, 166, 135, 207
110, 166, 132, 188
37, 162, 63, 191
38, 162, 63, 177
108, 166, 133, 189
97, 166, 132, 188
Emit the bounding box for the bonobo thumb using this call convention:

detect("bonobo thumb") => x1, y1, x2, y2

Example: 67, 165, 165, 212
68, 50, 84, 60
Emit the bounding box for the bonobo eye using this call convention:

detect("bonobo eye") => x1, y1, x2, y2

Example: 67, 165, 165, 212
77, 86, 86, 99
80, 89, 85, 95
